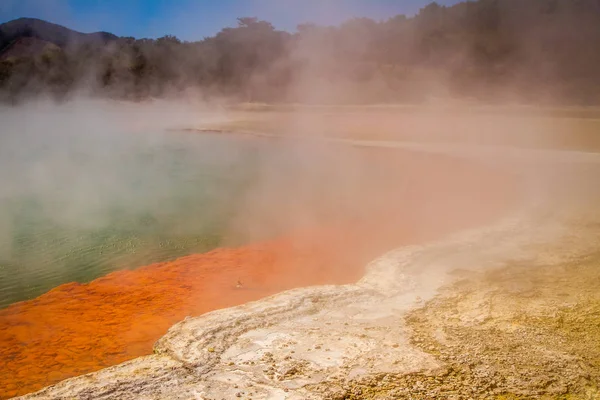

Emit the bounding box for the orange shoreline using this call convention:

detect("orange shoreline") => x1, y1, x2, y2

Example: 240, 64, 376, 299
0, 232, 390, 398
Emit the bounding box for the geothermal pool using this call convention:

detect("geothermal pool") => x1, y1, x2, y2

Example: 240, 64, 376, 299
0, 123, 518, 398
0, 122, 517, 309
0, 128, 265, 307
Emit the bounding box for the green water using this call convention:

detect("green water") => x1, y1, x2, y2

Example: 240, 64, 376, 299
0, 128, 264, 308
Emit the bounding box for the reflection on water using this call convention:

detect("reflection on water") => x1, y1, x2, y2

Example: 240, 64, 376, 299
0, 128, 262, 307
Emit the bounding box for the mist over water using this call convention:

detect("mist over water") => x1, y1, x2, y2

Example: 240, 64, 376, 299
0, 100, 524, 309
0, 108, 267, 307
3, 97, 596, 313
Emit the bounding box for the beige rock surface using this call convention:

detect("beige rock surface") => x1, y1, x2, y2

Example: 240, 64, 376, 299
18, 207, 600, 400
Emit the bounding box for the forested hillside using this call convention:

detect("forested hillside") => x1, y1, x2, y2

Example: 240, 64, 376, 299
1, 0, 600, 104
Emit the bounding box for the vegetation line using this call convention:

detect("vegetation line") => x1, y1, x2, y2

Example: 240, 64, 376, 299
1, 0, 600, 104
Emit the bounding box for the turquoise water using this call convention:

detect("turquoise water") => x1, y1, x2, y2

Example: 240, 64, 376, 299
0, 128, 264, 307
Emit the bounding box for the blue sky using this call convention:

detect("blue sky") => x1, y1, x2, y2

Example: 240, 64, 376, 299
0, 0, 460, 41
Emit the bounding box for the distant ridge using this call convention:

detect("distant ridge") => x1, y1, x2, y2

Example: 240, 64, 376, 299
0, 17, 118, 56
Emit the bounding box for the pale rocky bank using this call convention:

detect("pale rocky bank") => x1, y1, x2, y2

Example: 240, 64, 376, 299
15, 207, 600, 400
14, 142, 600, 400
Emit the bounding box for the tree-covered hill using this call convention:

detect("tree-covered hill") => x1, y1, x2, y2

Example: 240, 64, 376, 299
0, 17, 117, 54
1, 0, 599, 104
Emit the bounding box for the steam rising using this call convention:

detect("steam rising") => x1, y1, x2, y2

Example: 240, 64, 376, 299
0, 98, 528, 307
1, 1, 600, 307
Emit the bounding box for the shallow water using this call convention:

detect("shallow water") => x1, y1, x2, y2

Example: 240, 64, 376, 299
0, 128, 264, 307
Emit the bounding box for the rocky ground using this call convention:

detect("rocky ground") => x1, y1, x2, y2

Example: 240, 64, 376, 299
323, 221, 600, 400
15, 209, 600, 400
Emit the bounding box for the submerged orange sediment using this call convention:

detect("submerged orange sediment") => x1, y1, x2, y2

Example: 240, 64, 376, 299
0, 228, 498, 398
0, 236, 371, 398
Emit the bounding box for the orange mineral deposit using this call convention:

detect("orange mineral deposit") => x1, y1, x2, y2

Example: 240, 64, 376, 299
0, 233, 377, 398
